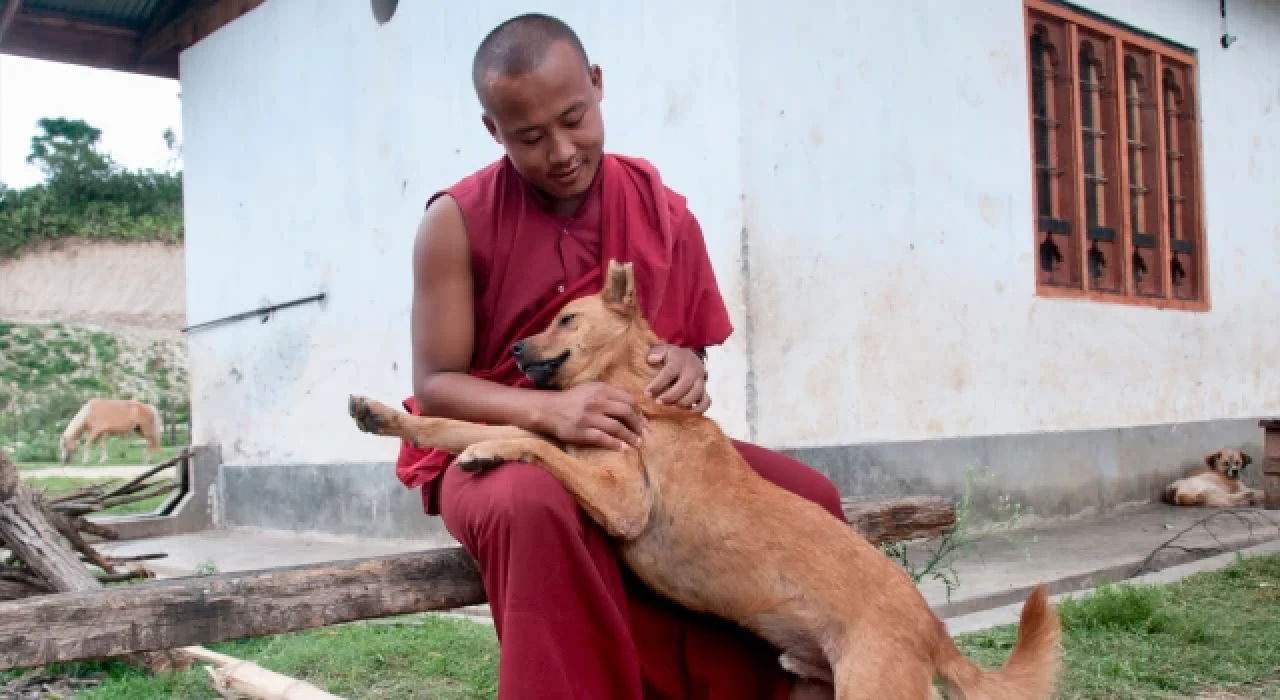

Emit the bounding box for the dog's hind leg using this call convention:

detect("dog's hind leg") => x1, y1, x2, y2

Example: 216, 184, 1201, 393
832, 650, 932, 700
1211, 490, 1265, 508
347, 396, 548, 453
456, 438, 653, 540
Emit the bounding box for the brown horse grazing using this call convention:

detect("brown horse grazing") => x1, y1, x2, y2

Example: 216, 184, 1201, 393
60, 398, 164, 464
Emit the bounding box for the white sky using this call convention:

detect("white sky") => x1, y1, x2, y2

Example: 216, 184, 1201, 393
0, 55, 182, 189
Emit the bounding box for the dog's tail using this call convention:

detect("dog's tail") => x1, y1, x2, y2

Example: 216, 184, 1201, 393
934, 584, 1061, 700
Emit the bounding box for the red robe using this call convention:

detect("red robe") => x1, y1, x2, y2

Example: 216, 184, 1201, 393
397, 154, 845, 699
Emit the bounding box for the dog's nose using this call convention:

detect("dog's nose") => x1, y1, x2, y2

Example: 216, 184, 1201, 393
512, 341, 526, 359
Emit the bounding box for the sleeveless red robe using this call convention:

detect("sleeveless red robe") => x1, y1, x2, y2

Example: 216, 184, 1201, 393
396, 154, 844, 699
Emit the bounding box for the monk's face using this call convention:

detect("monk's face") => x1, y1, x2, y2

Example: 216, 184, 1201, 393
480, 40, 605, 201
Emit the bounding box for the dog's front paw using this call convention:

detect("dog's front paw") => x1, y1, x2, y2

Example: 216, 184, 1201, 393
457, 442, 523, 473
348, 395, 395, 435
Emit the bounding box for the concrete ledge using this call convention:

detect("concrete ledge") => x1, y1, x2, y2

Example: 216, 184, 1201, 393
218, 461, 456, 544
786, 417, 1266, 520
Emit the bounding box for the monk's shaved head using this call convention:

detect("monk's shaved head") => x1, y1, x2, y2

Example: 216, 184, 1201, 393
472, 13, 591, 107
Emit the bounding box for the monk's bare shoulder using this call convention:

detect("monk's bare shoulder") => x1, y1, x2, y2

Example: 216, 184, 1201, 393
411, 193, 474, 374
414, 194, 470, 278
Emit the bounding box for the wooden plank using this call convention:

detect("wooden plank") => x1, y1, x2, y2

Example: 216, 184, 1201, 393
0, 14, 175, 78
0, 496, 955, 670
0, 452, 100, 594
0, 547, 486, 671
138, 0, 263, 61
843, 496, 955, 544
0, 0, 22, 45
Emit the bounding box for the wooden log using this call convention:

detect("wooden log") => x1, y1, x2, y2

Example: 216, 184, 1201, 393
183, 646, 344, 700
843, 495, 956, 544
0, 577, 49, 601
0, 451, 100, 592
0, 547, 486, 670
0, 495, 955, 670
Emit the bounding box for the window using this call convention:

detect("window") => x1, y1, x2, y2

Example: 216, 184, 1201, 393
1023, 1, 1208, 310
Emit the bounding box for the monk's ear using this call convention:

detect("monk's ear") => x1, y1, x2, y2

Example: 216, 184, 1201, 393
481, 114, 501, 144
602, 260, 636, 310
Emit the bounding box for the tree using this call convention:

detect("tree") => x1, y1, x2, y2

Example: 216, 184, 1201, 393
26, 118, 116, 201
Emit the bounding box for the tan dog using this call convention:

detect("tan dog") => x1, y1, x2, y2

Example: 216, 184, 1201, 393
60, 398, 164, 465
1162, 448, 1264, 508
348, 260, 1060, 699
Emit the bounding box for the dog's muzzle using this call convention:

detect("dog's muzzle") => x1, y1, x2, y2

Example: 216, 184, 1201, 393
1227, 468, 1241, 480
513, 343, 570, 388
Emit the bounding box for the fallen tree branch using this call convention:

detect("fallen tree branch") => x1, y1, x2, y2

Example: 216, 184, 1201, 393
55, 478, 176, 518
1133, 508, 1280, 576
103, 450, 189, 499
0, 452, 100, 593
184, 646, 343, 700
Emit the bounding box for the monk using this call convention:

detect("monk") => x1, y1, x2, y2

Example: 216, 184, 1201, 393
399, 13, 846, 700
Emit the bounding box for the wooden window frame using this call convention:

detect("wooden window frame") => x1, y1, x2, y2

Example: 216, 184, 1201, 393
1023, 0, 1210, 312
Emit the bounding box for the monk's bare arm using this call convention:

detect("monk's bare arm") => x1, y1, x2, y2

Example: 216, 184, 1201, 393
410, 195, 645, 449
410, 195, 550, 431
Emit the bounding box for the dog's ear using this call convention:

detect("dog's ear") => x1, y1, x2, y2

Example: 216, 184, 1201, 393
1242, 452, 1253, 467
1205, 451, 1221, 468
602, 260, 637, 309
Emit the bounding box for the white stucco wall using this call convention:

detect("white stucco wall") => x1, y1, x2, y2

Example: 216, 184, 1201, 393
181, 0, 1280, 466
180, 0, 748, 465
738, 0, 1280, 448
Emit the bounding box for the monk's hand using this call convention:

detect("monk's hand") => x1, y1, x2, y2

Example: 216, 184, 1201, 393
646, 344, 710, 413
539, 382, 649, 451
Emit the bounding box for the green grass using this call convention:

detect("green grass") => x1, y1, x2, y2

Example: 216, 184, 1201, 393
957, 553, 1280, 699
6, 616, 499, 700
20, 476, 169, 516
0, 319, 190, 465
10, 556, 1280, 699
17, 441, 187, 471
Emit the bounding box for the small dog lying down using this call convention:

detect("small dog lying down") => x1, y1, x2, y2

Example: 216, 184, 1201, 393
1162, 448, 1265, 508
348, 260, 1061, 699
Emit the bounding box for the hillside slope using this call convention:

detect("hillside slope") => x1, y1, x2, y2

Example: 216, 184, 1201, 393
0, 240, 186, 330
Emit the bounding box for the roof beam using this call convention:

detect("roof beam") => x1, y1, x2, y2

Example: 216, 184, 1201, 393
0, 0, 23, 47
139, 0, 262, 62
1, 12, 175, 78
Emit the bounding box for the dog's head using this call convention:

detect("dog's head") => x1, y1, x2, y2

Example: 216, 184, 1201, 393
1205, 448, 1252, 480
512, 260, 655, 389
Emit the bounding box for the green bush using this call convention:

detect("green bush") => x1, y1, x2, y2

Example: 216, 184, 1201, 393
0, 117, 182, 259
